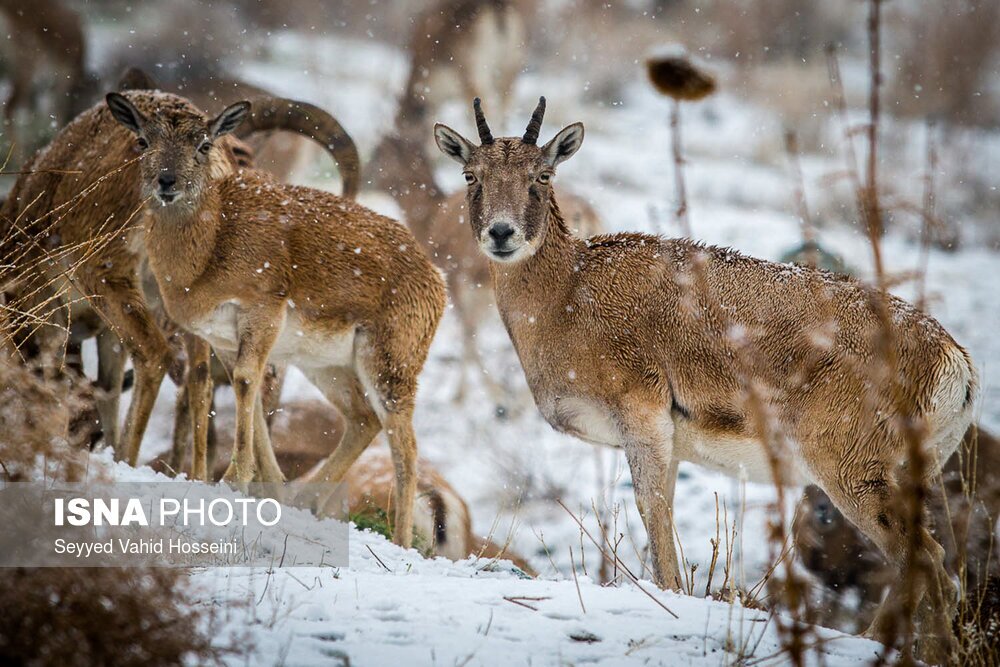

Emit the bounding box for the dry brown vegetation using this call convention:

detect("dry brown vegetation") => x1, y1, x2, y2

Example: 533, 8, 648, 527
0, 567, 225, 667
0, 356, 92, 481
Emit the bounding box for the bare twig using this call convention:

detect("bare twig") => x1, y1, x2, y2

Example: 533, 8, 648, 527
557, 499, 678, 618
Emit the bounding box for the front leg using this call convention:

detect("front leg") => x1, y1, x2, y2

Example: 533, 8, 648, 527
622, 422, 681, 591
221, 305, 283, 491
183, 333, 213, 481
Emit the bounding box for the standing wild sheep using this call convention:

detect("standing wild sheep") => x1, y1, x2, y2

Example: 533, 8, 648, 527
434, 97, 977, 660
104, 91, 445, 547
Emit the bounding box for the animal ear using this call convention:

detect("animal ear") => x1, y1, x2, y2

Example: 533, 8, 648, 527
541, 122, 584, 167
105, 92, 146, 135
117, 67, 159, 91
209, 101, 251, 138
434, 123, 475, 164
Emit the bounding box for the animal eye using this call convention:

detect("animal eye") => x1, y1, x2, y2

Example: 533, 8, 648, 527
198, 141, 213, 155
463, 172, 476, 185
537, 172, 552, 184
136, 137, 149, 150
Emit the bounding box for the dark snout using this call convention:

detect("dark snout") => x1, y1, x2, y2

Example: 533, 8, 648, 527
156, 171, 180, 203
488, 222, 515, 244
486, 222, 517, 257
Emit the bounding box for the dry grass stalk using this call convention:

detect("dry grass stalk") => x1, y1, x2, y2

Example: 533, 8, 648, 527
826, 29, 961, 662
557, 499, 678, 619
646, 51, 717, 237
865, 0, 884, 238
783, 130, 818, 268
0, 356, 94, 480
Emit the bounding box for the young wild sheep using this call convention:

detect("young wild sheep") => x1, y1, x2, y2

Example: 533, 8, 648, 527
1, 86, 357, 482
116, 66, 360, 477
103, 91, 445, 547
434, 97, 977, 660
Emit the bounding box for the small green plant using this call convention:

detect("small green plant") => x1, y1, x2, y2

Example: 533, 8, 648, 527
349, 507, 432, 558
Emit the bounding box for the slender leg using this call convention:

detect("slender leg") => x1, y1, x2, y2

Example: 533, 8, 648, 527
383, 409, 418, 549
292, 369, 381, 512
814, 466, 956, 662
95, 328, 125, 453
220, 306, 282, 491
91, 289, 172, 467
205, 392, 219, 477
252, 392, 285, 485
622, 418, 681, 590
170, 382, 190, 473
184, 334, 213, 481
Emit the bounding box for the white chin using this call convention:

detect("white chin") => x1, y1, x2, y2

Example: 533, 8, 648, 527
484, 247, 525, 263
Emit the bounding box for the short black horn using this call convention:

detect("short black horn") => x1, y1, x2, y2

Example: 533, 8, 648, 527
473, 98, 493, 145
522, 96, 546, 145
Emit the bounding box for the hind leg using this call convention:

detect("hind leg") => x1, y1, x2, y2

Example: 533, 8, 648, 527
813, 466, 956, 661
354, 330, 424, 550
292, 367, 382, 512
382, 409, 418, 549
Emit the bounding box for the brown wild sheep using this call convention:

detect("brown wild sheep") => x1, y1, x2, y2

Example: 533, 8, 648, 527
103, 90, 446, 548
434, 97, 977, 661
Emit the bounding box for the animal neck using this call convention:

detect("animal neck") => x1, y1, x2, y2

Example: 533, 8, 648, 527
143, 186, 221, 289
491, 194, 580, 316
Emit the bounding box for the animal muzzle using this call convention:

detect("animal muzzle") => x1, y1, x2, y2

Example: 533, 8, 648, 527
155, 172, 181, 204
482, 220, 525, 261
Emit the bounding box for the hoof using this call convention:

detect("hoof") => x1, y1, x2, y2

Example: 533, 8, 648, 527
291, 487, 330, 516
221, 464, 252, 494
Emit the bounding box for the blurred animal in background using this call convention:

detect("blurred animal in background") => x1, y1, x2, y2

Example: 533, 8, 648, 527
779, 240, 850, 274
205, 399, 535, 570
406, 0, 525, 124
0, 0, 98, 156
368, 96, 603, 412
795, 425, 1000, 630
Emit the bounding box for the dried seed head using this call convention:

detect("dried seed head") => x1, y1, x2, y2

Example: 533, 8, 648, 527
646, 54, 717, 101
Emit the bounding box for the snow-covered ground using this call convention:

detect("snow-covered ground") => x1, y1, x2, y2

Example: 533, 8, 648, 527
82, 452, 884, 666
60, 27, 998, 667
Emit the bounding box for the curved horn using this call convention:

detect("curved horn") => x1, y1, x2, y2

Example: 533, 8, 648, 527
522, 96, 546, 145
234, 96, 361, 199
473, 98, 493, 145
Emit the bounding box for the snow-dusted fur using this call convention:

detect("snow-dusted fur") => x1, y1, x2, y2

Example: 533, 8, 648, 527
435, 98, 977, 658
103, 90, 446, 551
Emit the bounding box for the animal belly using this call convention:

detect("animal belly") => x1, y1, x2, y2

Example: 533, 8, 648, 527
674, 421, 807, 486
189, 301, 241, 351
270, 311, 355, 369
543, 396, 621, 448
